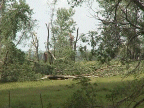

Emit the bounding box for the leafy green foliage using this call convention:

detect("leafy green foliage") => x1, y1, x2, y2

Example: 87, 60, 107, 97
1, 63, 42, 82
96, 44, 112, 64
106, 78, 144, 107
0, 0, 35, 65
0, 0, 33, 40
0, 0, 38, 82
2, 42, 25, 65
53, 57, 75, 75
67, 0, 85, 7
33, 62, 55, 75
52, 7, 76, 60
79, 31, 102, 61
64, 77, 101, 108
53, 61, 100, 75
70, 0, 144, 64
96, 0, 143, 61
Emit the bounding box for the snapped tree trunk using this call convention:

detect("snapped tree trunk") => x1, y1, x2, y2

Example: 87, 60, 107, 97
46, 23, 56, 64
73, 28, 79, 62
32, 32, 39, 62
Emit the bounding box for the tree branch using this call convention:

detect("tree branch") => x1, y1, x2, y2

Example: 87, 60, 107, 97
132, 0, 144, 11
123, 60, 141, 79
120, 7, 143, 31
114, 0, 122, 21
133, 98, 144, 108
114, 83, 144, 107
15, 35, 23, 47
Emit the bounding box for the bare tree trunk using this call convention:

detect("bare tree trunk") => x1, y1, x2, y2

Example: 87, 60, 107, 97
73, 28, 79, 62
48, 50, 56, 60
46, 23, 56, 64
45, 23, 50, 63
36, 45, 39, 62
44, 0, 57, 63
50, 0, 57, 57
46, 23, 50, 51
32, 32, 39, 62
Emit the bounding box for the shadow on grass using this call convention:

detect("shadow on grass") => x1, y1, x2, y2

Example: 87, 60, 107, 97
0, 79, 78, 108
0, 76, 143, 108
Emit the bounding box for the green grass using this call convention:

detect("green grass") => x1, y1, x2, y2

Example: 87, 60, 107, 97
1, 75, 143, 108
0, 58, 144, 107
0, 79, 78, 108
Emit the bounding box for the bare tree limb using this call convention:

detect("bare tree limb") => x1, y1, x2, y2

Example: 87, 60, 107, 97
123, 60, 141, 79
120, 7, 143, 30
74, 28, 79, 52
31, 32, 39, 61
46, 23, 50, 51
114, 0, 122, 20
15, 35, 23, 47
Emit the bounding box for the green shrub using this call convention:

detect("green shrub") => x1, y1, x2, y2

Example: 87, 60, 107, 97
106, 78, 144, 107
63, 61, 101, 75
64, 77, 101, 108
53, 58, 75, 75
33, 62, 55, 75
52, 60, 102, 75
1, 63, 42, 82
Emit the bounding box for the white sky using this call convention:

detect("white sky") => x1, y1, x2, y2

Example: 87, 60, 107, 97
18, 0, 100, 51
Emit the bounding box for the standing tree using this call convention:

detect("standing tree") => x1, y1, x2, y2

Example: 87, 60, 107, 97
80, 31, 101, 61
0, 0, 36, 81
52, 7, 76, 60
0, 0, 35, 65
68, 0, 144, 61
95, 0, 143, 61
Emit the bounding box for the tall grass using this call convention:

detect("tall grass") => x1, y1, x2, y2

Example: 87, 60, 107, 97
0, 75, 140, 108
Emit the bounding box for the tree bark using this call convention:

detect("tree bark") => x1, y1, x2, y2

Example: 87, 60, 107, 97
32, 33, 39, 62
73, 28, 79, 62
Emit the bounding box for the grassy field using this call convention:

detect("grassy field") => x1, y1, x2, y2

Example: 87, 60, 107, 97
0, 75, 143, 108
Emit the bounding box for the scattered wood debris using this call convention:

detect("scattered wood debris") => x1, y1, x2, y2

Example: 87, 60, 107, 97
40, 75, 99, 80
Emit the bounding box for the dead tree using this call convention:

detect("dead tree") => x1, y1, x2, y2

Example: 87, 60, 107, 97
31, 32, 39, 62
45, 23, 56, 64
49, 0, 57, 57
43, 51, 56, 64
69, 33, 74, 49
73, 28, 79, 62
44, 52, 48, 63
